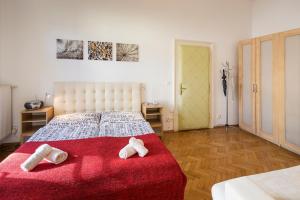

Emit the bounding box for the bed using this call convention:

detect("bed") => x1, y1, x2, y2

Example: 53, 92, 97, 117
0, 82, 187, 200
211, 165, 300, 200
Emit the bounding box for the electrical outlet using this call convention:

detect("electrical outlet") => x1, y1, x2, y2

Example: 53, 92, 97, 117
217, 114, 222, 120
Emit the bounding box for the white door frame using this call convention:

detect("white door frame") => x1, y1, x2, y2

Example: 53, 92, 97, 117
174, 39, 214, 131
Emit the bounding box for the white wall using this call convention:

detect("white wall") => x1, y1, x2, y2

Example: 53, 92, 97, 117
0, 0, 252, 142
0, 0, 4, 80
252, 0, 300, 37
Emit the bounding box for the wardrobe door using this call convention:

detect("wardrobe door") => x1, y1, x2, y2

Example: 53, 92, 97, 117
255, 35, 279, 144
279, 29, 300, 154
238, 39, 256, 134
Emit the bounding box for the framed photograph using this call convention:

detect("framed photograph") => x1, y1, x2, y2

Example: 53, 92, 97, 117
88, 41, 113, 61
56, 39, 83, 60
116, 43, 139, 62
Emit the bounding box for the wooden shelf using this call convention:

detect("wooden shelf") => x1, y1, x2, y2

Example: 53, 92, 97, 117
150, 121, 162, 128
145, 112, 161, 116
22, 123, 44, 132
142, 103, 163, 138
22, 115, 47, 123
21, 106, 53, 113
21, 127, 41, 136
142, 103, 163, 109
20, 106, 54, 143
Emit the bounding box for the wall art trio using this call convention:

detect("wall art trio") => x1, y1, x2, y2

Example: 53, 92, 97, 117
56, 39, 139, 62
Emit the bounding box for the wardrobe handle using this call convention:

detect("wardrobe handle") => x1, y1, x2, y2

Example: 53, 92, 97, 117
252, 84, 257, 93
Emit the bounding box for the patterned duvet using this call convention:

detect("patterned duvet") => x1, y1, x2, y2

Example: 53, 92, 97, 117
28, 112, 154, 142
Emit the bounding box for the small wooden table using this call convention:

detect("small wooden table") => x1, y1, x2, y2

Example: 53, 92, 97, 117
20, 106, 54, 143
142, 103, 163, 137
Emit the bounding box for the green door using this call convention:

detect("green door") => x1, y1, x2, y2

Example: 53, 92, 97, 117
178, 44, 210, 130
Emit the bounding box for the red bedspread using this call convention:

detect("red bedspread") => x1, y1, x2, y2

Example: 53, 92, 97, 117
0, 134, 186, 200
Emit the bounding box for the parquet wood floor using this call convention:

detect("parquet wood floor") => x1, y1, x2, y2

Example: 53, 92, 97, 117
163, 127, 300, 200
1, 127, 300, 200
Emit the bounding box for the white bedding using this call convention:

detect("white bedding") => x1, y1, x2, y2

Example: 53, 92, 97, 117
28, 112, 154, 142
212, 165, 300, 200
97, 111, 153, 137
247, 165, 300, 199
225, 177, 275, 200
211, 182, 226, 200
47, 112, 101, 126
100, 111, 145, 123
28, 125, 100, 142
99, 121, 154, 137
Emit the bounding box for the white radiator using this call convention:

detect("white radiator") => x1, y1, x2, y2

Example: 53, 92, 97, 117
0, 85, 12, 141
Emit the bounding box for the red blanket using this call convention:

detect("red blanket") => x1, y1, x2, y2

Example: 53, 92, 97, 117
0, 134, 186, 200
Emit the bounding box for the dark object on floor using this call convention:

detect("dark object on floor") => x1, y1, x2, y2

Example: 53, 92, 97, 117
0, 143, 19, 161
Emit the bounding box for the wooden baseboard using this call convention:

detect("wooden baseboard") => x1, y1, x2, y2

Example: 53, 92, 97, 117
164, 125, 239, 133
163, 130, 174, 133
214, 124, 239, 128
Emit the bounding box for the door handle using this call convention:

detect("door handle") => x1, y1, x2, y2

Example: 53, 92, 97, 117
180, 83, 187, 95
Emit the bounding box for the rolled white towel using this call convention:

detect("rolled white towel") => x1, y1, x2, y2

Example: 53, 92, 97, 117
45, 147, 68, 164
129, 137, 149, 157
119, 139, 144, 159
20, 144, 52, 172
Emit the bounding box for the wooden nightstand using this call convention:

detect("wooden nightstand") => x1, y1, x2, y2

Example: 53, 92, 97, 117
20, 106, 54, 143
142, 103, 163, 137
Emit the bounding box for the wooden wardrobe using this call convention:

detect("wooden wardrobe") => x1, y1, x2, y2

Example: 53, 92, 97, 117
238, 28, 300, 155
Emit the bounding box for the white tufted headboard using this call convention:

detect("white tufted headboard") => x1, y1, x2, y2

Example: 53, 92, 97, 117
53, 82, 141, 115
